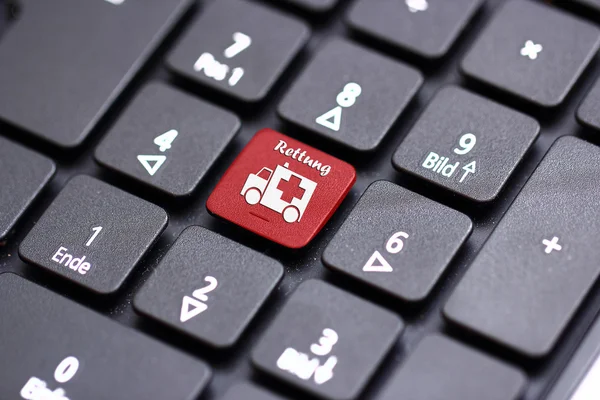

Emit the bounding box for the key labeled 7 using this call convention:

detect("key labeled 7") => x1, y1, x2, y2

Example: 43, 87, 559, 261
363, 231, 409, 272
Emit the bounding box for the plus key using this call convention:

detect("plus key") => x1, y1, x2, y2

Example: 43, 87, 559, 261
445, 137, 600, 357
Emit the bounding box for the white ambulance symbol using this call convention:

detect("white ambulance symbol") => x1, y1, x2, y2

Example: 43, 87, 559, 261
241, 163, 317, 223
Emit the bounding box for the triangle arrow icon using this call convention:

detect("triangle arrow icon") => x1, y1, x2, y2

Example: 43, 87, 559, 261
180, 296, 208, 323
362, 250, 393, 272
316, 106, 342, 132
137, 155, 166, 176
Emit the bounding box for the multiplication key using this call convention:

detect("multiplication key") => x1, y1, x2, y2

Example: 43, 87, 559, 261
393, 86, 539, 202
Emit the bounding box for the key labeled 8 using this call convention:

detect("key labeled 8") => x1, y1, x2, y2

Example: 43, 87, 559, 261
316, 82, 363, 132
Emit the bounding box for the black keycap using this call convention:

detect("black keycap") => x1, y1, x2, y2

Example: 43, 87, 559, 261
95, 84, 240, 197
577, 78, 600, 131
324, 181, 471, 302
223, 383, 286, 400
134, 226, 283, 348
282, 0, 338, 13
461, 0, 600, 107
0, 273, 210, 400
0, 0, 192, 148
378, 335, 525, 400
252, 280, 403, 400
445, 137, 600, 357
347, 0, 482, 59
0, 137, 55, 241
278, 39, 422, 152
168, 0, 309, 103
19, 176, 167, 295
393, 86, 540, 202
546, 311, 600, 400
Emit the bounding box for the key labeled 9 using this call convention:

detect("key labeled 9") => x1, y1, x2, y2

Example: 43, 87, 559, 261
454, 133, 477, 155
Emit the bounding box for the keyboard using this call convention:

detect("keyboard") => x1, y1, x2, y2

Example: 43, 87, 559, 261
3, 0, 600, 399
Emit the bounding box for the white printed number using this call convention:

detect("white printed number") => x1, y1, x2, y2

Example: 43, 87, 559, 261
316, 82, 362, 132
363, 232, 409, 272
154, 129, 178, 152
20, 356, 80, 400
421, 133, 478, 184
138, 129, 179, 176
85, 226, 103, 247
54, 356, 80, 383
277, 329, 339, 385
194, 32, 251, 87
310, 328, 339, 356
453, 133, 476, 155
180, 276, 218, 323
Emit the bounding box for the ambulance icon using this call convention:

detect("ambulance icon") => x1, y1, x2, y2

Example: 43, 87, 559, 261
241, 163, 317, 223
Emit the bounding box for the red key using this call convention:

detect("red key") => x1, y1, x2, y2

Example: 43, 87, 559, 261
207, 129, 356, 248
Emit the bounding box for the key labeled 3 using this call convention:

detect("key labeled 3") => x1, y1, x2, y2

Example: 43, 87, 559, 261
393, 86, 539, 202
253, 280, 403, 400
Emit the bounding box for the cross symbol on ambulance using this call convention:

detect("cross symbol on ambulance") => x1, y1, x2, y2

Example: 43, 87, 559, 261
277, 175, 306, 203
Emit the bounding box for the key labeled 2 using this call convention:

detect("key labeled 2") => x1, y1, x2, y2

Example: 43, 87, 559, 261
253, 280, 403, 400
279, 38, 422, 152
134, 226, 283, 348
393, 86, 539, 202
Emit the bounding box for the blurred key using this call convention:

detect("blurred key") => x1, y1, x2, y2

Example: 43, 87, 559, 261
0, 273, 210, 400
0, 137, 55, 241
223, 383, 286, 400
281, 0, 339, 13
168, 0, 309, 103
577, 78, 600, 131
546, 311, 600, 400
347, 0, 482, 59
378, 335, 525, 400
252, 280, 403, 400
0, 0, 192, 148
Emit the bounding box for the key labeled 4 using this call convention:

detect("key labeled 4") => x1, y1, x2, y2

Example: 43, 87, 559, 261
207, 129, 356, 248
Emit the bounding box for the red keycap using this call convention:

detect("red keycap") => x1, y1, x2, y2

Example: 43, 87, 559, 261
207, 129, 356, 248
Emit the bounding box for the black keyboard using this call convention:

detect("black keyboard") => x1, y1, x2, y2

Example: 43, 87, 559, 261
3, 0, 600, 399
